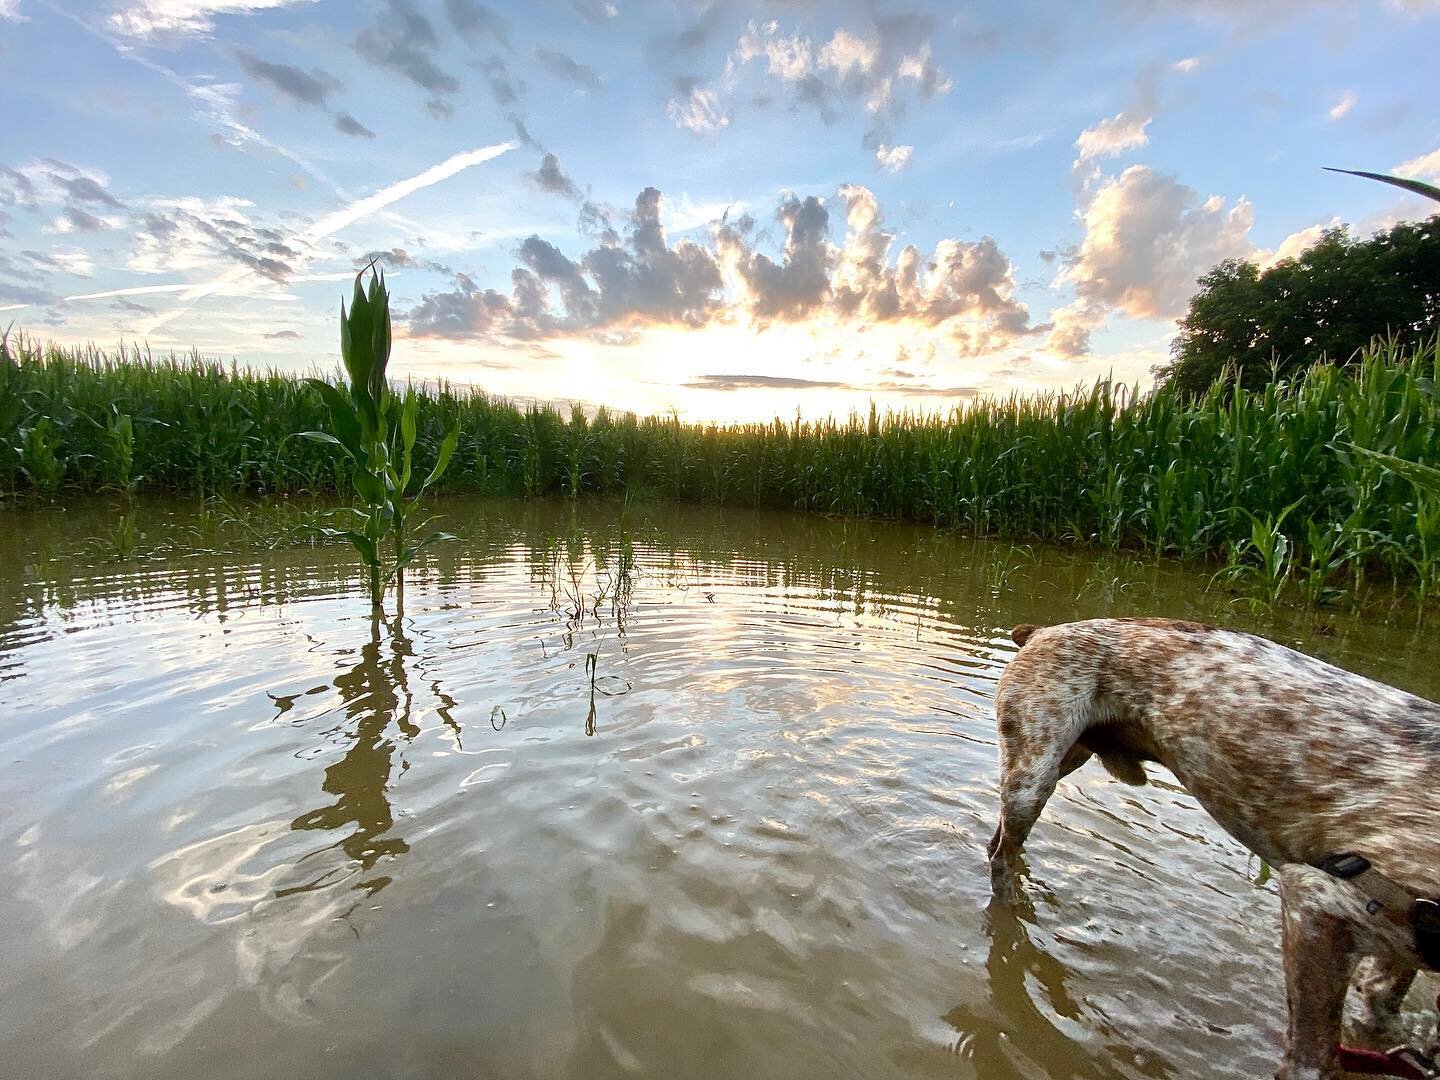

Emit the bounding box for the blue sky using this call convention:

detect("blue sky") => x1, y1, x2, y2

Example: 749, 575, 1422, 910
2, 0, 1438, 420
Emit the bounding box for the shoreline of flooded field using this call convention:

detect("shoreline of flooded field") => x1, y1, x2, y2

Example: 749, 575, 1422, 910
1, 496, 1436, 1079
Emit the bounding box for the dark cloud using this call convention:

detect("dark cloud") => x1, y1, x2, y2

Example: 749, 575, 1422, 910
508, 113, 537, 146
264, 329, 303, 339
0, 282, 59, 306
334, 112, 376, 138
232, 50, 375, 139
650, 5, 725, 57
0, 165, 38, 210
409, 183, 1034, 356
872, 381, 978, 397
235, 50, 340, 107
528, 152, 581, 199
688, 374, 847, 390
445, 0, 509, 50
52, 173, 124, 209
113, 298, 154, 314
62, 205, 108, 232
686, 373, 980, 397
475, 55, 520, 107
717, 193, 832, 320
534, 47, 601, 92
133, 206, 295, 281
354, 247, 453, 274
355, 0, 460, 118
410, 186, 724, 339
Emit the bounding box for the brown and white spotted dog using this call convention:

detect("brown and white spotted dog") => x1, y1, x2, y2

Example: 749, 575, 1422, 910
987, 618, 1440, 1080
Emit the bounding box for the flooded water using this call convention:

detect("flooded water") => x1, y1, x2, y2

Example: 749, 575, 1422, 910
1, 497, 1436, 1080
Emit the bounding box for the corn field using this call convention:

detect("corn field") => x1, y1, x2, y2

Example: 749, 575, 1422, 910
4, 335, 1439, 601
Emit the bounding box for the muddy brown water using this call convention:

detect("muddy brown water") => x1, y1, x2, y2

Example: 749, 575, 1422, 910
1, 496, 1436, 1080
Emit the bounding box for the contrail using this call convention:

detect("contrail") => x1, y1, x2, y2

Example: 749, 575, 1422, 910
63, 272, 358, 304
138, 141, 516, 333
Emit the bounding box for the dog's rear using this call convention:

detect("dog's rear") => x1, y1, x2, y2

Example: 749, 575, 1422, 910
989, 618, 1440, 1079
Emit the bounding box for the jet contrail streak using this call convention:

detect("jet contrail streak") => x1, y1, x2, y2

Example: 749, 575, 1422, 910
138, 141, 517, 334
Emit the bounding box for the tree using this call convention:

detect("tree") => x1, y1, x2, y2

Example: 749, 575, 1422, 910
1156, 215, 1440, 395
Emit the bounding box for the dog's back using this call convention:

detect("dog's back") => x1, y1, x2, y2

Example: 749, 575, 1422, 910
998, 618, 1440, 897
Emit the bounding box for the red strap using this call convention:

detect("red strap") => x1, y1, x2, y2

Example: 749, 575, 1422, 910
1334, 1044, 1428, 1079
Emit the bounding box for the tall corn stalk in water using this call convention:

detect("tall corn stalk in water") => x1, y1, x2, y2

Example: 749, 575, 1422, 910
296, 266, 460, 609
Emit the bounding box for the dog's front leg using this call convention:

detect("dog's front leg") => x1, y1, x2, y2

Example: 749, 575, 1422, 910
1278, 865, 1359, 1080
988, 740, 1086, 904
1352, 953, 1418, 1045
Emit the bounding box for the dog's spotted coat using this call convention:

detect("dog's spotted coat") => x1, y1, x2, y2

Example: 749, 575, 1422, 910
987, 618, 1439, 1080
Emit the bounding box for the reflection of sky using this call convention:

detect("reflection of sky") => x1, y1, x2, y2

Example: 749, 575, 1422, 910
4, 2, 1438, 418
1, 499, 1438, 1077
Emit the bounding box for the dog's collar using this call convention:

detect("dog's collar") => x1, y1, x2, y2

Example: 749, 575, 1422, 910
1317, 853, 1440, 971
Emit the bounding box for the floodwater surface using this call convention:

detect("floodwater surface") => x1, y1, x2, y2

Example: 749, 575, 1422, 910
1, 497, 1437, 1080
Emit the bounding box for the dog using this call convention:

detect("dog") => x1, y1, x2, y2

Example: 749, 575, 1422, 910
987, 618, 1440, 1080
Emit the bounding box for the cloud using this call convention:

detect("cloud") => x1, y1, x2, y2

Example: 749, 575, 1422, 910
59, 205, 109, 232
0, 0, 23, 21
666, 84, 730, 134
50, 171, 124, 209
1075, 110, 1151, 164
717, 193, 832, 320
445, 0, 509, 49
1257, 218, 1342, 269
234, 50, 338, 107
874, 143, 912, 173
354, 0, 461, 118
535, 47, 601, 92
1328, 89, 1356, 121
1048, 165, 1254, 355
687, 17, 952, 143
234, 48, 376, 138
129, 198, 296, 281
410, 182, 1035, 358
1395, 146, 1440, 180
688, 374, 846, 390
685, 373, 979, 397
473, 55, 520, 107
528, 152, 581, 199
23, 247, 94, 276
353, 247, 452, 274
1072, 64, 1176, 167
264, 328, 302, 339
570, 0, 617, 23
334, 112, 376, 138
107, 0, 316, 38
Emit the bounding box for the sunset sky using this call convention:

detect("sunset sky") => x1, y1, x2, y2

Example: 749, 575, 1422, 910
2, 0, 1439, 421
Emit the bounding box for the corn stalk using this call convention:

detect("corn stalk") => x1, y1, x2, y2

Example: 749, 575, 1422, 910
295, 266, 460, 609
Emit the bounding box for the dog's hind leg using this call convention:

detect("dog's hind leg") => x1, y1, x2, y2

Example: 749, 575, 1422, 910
988, 696, 1087, 905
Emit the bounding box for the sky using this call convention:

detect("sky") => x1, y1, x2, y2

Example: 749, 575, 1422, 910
2, 0, 1439, 422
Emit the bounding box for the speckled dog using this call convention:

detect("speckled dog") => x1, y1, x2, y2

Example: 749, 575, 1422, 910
987, 618, 1440, 1080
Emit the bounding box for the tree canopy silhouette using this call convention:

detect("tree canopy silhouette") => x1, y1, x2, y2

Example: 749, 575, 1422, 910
1156, 215, 1440, 395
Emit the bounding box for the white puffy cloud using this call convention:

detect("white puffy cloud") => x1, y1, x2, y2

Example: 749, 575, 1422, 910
1395, 146, 1440, 180
1075, 110, 1152, 164
1048, 165, 1254, 355
666, 85, 729, 134
874, 144, 913, 173
1328, 89, 1356, 121
736, 19, 814, 81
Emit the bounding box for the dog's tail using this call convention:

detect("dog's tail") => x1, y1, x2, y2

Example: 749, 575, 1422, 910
1011, 624, 1044, 647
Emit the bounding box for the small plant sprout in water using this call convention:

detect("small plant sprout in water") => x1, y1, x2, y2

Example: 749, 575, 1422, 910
294, 265, 461, 610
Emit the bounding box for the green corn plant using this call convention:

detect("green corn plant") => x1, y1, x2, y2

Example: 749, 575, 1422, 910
16, 418, 65, 494
295, 266, 459, 609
